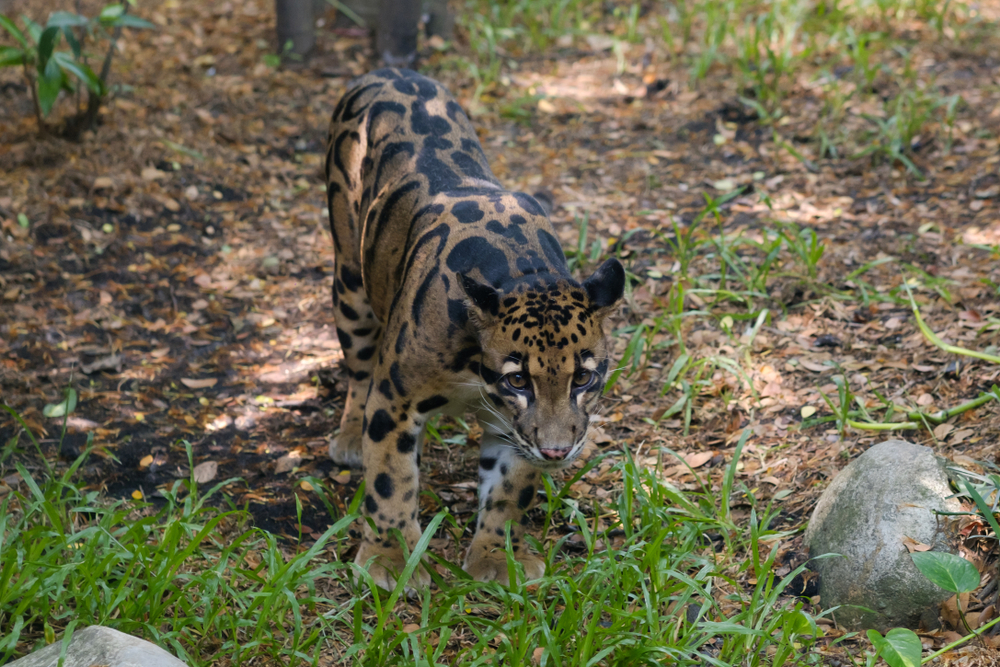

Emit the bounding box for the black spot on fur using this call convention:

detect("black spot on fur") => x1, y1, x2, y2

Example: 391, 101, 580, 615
480, 457, 497, 471
536, 229, 567, 270
514, 192, 546, 216
357, 346, 376, 361
390, 361, 406, 396
353, 370, 370, 381
447, 298, 469, 328
446, 237, 512, 288
367, 410, 396, 442
451, 345, 481, 373
378, 380, 393, 400
517, 485, 534, 509
365, 494, 379, 514
452, 201, 484, 223
336, 328, 353, 350
374, 473, 395, 499
395, 322, 408, 354
341, 266, 364, 292
411, 264, 439, 326
486, 219, 529, 245
340, 302, 360, 320
410, 100, 452, 136
397, 432, 416, 454
479, 364, 502, 384
417, 395, 449, 413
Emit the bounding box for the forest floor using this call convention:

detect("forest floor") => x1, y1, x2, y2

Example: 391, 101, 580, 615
2, 0, 1000, 663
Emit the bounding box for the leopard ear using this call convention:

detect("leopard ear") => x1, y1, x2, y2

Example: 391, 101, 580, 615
458, 273, 500, 319
583, 258, 625, 316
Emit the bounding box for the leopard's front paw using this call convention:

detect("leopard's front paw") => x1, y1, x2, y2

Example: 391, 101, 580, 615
329, 417, 364, 467
354, 540, 430, 595
328, 433, 362, 467
463, 543, 545, 585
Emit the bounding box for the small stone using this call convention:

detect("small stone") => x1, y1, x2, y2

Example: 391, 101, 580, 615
804, 440, 963, 631
8, 625, 188, 667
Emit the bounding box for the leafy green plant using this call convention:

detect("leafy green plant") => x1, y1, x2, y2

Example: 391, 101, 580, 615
0, 3, 153, 137
779, 223, 825, 279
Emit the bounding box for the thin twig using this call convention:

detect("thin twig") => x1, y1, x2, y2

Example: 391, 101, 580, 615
77, 3, 128, 134
22, 56, 45, 134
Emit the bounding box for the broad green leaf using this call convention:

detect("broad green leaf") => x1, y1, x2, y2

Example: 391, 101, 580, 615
911, 551, 980, 594
17, 213, 28, 228
880, 628, 922, 667
99, 3, 125, 21
36, 26, 60, 70
42, 388, 78, 418
0, 45, 26, 67
0, 15, 28, 48
63, 26, 81, 58
53, 52, 104, 94
46, 11, 88, 28
21, 15, 42, 43
37, 56, 62, 115
110, 14, 155, 29
781, 608, 817, 636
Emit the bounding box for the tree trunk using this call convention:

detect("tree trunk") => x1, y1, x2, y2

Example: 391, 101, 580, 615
375, 0, 420, 67
276, 0, 315, 60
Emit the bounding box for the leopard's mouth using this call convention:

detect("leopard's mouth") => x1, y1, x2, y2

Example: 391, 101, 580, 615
522, 441, 584, 470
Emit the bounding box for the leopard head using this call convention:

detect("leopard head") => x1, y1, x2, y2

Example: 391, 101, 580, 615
459, 258, 625, 469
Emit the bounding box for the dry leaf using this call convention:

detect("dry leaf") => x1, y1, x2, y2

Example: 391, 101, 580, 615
684, 451, 714, 468
139, 454, 154, 468
180, 377, 217, 389
402, 624, 421, 633
901, 536, 932, 553
940, 593, 970, 630
300, 480, 314, 491
537, 99, 557, 114
193, 460, 218, 484
801, 405, 817, 418
799, 359, 832, 372
933, 423, 954, 439
275, 451, 302, 474
951, 429, 974, 444
93, 176, 114, 189
331, 469, 352, 485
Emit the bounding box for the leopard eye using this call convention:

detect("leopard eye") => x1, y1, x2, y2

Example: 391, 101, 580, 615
504, 372, 529, 390
573, 370, 596, 388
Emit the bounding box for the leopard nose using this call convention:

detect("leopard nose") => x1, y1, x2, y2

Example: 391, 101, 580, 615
539, 447, 572, 460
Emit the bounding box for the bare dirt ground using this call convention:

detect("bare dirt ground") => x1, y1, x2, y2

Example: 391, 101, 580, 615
2, 0, 1000, 651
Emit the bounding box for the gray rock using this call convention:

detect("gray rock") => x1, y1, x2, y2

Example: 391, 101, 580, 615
804, 439, 961, 631
8, 626, 187, 667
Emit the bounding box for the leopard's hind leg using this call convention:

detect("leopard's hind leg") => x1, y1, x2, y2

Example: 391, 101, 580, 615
326, 122, 378, 467
329, 262, 380, 467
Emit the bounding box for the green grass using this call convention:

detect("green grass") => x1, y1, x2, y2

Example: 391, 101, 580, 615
2, 408, 823, 666
451, 0, 973, 172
